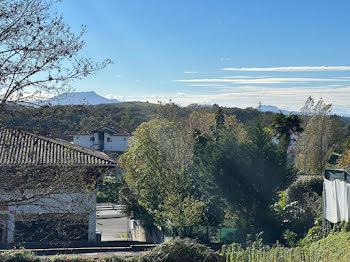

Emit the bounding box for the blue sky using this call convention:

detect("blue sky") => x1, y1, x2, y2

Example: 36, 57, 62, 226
60, 0, 350, 114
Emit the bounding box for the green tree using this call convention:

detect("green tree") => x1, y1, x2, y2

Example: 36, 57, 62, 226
194, 123, 294, 242
215, 108, 225, 131
271, 112, 303, 151
119, 119, 209, 231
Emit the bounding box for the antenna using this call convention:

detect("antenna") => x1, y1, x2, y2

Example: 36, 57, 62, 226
258, 101, 262, 111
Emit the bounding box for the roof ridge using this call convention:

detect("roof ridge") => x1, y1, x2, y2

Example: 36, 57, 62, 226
0, 127, 117, 166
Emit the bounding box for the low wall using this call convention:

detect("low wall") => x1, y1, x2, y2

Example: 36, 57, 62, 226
128, 219, 165, 244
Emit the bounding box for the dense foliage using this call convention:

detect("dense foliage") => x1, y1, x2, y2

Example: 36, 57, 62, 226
0, 102, 275, 136
120, 106, 295, 242
1, 102, 158, 135
195, 121, 294, 242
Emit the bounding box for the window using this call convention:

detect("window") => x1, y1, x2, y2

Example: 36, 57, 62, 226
90, 137, 95, 142
107, 137, 111, 142
124, 137, 127, 141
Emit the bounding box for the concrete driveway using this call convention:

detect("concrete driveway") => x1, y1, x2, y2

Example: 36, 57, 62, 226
96, 204, 129, 241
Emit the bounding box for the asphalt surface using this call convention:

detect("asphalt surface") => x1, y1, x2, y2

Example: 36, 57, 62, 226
96, 204, 129, 241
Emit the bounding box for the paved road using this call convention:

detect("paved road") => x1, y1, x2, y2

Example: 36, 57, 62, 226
96, 204, 129, 241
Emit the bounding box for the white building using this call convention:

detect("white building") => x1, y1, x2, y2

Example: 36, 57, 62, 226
0, 127, 116, 245
72, 127, 131, 152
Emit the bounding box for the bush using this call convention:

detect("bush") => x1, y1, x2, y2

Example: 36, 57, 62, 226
133, 238, 224, 262
283, 230, 298, 247
286, 177, 323, 203
0, 250, 40, 262
299, 225, 323, 245
103, 257, 127, 262
48, 255, 97, 262
283, 177, 323, 237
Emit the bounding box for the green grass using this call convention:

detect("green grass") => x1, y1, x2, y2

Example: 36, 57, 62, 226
221, 231, 350, 262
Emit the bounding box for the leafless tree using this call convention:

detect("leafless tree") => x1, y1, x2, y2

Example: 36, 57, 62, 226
0, 0, 111, 109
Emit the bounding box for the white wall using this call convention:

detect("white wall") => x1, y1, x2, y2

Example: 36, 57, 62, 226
73, 133, 131, 152
104, 134, 130, 152
73, 135, 93, 149
0, 192, 96, 215
0, 192, 97, 243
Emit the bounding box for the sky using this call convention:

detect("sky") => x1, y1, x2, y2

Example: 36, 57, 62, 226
60, 0, 350, 114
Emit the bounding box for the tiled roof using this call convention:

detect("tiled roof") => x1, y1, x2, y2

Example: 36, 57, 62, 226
0, 127, 117, 167
92, 126, 131, 136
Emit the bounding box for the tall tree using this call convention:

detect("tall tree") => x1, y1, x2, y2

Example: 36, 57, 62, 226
271, 112, 303, 152
194, 123, 294, 242
294, 97, 334, 174
0, 0, 111, 108
119, 119, 208, 230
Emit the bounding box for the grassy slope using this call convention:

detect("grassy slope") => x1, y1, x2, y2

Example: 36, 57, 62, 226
222, 231, 350, 262
305, 231, 350, 262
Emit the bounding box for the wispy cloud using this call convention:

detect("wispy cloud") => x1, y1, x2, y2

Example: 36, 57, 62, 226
174, 77, 350, 84
222, 66, 350, 72
219, 57, 231, 61
112, 85, 350, 115
105, 94, 125, 101
221, 75, 269, 79
184, 71, 198, 74
188, 84, 227, 87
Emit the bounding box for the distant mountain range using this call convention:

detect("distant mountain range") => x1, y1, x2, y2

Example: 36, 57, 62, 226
43, 91, 119, 105
257, 105, 292, 114
257, 104, 350, 117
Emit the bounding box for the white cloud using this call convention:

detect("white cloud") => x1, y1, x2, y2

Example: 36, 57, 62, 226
219, 57, 231, 61
174, 77, 350, 84
222, 66, 350, 72
188, 84, 227, 87
221, 75, 269, 79
113, 84, 350, 115
105, 94, 125, 101
184, 71, 198, 74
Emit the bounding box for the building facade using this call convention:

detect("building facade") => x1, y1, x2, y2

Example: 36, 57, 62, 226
0, 127, 116, 245
72, 127, 131, 153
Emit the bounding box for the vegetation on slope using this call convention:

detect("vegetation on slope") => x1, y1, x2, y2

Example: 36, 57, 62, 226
221, 231, 350, 262
4, 232, 350, 262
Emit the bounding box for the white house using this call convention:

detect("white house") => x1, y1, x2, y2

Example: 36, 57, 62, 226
72, 127, 131, 153
0, 127, 116, 245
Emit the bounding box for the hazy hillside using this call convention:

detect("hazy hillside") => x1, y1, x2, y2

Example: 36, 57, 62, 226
1, 102, 276, 136
257, 104, 292, 114
43, 91, 119, 105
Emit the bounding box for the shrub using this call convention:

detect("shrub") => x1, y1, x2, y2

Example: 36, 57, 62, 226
283, 177, 323, 237
102, 256, 127, 262
299, 225, 323, 245
133, 237, 224, 262
47, 255, 96, 262
0, 250, 40, 262
283, 230, 298, 247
